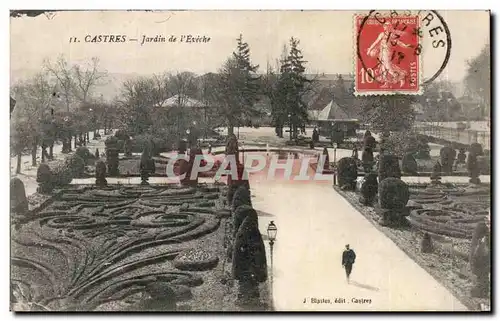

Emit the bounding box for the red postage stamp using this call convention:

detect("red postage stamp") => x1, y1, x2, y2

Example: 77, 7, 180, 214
355, 14, 421, 95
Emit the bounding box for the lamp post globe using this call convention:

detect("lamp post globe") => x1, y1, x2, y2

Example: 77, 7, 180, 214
267, 220, 277, 245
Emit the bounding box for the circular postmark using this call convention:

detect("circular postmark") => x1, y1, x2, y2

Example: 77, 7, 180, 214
356, 10, 452, 92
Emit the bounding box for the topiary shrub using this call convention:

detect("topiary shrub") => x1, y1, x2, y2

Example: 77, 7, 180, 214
378, 154, 401, 182
430, 161, 442, 184
36, 163, 53, 194
378, 178, 409, 227
232, 213, 267, 306
402, 152, 418, 175
178, 139, 187, 155
361, 148, 374, 173
52, 163, 73, 187
232, 204, 256, 238
378, 178, 409, 209
232, 185, 252, 213
469, 220, 490, 298
440, 146, 456, 174
180, 147, 202, 186
421, 232, 433, 253
359, 172, 378, 206
140, 149, 156, 185
10, 178, 28, 215
470, 143, 484, 157
227, 183, 240, 207
337, 157, 357, 190
75, 146, 91, 165
114, 129, 130, 141
414, 136, 431, 160
105, 137, 120, 176
363, 131, 377, 150
65, 154, 85, 178
95, 160, 107, 187
477, 155, 490, 175
456, 148, 466, 165
225, 134, 239, 164
467, 154, 480, 184
123, 138, 132, 157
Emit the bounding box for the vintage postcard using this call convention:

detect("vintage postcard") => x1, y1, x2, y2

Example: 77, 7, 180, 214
10, 10, 491, 312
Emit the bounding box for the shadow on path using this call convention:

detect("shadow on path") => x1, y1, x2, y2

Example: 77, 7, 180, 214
256, 210, 275, 217
350, 280, 380, 292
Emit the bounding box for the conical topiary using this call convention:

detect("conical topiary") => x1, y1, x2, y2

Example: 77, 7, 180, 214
232, 185, 252, 213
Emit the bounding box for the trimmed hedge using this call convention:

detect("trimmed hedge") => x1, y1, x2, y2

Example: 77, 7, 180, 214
65, 154, 85, 178
359, 172, 378, 206
10, 178, 28, 215
232, 204, 256, 238
75, 146, 92, 165
232, 213, 267, 283
232, 185, 252, 213
378, 154, 401, 182
469, 142, 484, 157
402, 153, 418, 175
337, 157, 357, 190
378, 177, 409, 210
439, 146, 456, 174
95, 160, 107, 187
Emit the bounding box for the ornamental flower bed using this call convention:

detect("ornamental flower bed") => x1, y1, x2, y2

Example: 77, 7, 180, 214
10, 184, 270, 311
334, 182, 491, 311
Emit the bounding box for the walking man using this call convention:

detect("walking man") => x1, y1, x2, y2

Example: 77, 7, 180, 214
342, 244, 356, 283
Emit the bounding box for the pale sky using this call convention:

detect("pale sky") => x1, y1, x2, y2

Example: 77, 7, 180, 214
10, 10, 489, 83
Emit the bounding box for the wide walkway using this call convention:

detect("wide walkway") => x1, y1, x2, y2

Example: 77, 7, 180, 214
253, 181, 468, 311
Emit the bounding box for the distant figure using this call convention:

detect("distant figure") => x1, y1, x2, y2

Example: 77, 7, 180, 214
342, 244, 356, 283
312, 127, 319, 143
352, 147, 359, 160
208, 144, 212, 155
457, 148, 467, 164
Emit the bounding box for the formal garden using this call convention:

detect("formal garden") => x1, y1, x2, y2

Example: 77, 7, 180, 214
333, 130, 491, 311
10, 132, 271, 311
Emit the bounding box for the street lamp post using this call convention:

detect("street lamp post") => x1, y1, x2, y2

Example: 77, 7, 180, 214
288, 114, 292, 141
333, 143, 338, 186
267, 221, 277, 309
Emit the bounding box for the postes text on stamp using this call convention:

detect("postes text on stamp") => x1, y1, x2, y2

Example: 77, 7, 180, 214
355, 14, 421, 95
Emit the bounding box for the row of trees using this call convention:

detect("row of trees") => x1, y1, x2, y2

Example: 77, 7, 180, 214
10, 56, 114, 173
115, 34, 315, 142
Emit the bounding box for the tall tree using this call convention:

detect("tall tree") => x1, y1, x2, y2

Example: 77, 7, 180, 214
210, 34, 261, 135
118, 77, 156, 135
167, 72, 198, 105
274, 37, 311, 139
464, 43, 490, 118
72, 57, 108, 104
11, 73, 54, 167
43, 56, 74, 112
361, 95, 416, 135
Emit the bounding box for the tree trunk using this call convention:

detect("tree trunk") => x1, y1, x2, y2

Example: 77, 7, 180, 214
49, 144, 54, 159
31, 143, 37, 167
16, 154, 21, 174
228, 124, 234, 136
41, 144, 46, 163
74, 135, 78, 149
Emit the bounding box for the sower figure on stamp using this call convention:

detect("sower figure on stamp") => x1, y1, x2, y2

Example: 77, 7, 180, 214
342, 244, 356, 283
